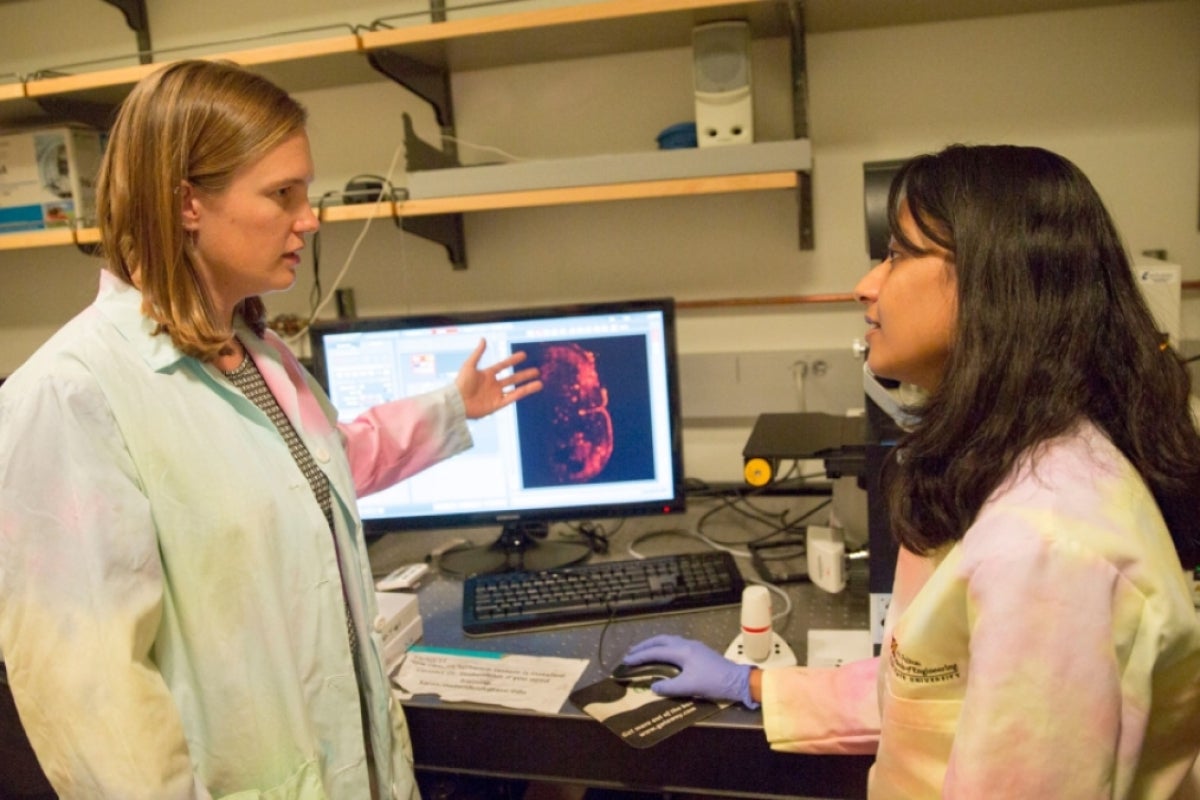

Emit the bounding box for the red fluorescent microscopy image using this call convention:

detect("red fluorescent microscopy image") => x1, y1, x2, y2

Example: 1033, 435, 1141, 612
540, 343, 614, 482
516, 334, 655, 489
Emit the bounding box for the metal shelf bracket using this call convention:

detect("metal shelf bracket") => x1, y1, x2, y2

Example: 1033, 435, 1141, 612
100, 0, 152, 64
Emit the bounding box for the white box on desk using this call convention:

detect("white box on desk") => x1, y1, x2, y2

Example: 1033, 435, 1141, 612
375, 591, 422, 672
0, 126, 104, 235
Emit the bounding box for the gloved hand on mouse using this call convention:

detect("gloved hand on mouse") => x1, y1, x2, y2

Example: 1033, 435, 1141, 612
621, 634, 759, 709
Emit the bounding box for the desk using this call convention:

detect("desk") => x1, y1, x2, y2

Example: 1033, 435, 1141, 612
368, 499, 874, 800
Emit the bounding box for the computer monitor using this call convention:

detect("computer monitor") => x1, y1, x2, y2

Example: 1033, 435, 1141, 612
309, 297, 686, 575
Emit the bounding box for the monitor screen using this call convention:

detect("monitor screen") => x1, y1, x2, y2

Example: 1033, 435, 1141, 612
309, 298, 686, 573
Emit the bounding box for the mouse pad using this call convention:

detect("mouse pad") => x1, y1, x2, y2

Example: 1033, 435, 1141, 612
569, 678, 726, 749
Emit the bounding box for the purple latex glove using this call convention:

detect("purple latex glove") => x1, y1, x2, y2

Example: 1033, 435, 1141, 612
622, 634, 758, 709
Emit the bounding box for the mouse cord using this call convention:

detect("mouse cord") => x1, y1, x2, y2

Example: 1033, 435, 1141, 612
594, 599, 621, 672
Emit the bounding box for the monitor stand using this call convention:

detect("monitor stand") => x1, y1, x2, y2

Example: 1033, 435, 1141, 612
438, 521, 592, 577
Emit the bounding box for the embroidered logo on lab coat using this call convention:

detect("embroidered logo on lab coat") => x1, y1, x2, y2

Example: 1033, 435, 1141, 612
889, 638, 960, 685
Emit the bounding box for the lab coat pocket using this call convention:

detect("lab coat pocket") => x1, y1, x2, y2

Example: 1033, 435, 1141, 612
870, 689, 962, 800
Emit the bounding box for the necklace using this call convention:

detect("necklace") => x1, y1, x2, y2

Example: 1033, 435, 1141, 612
220, 339, 251, 377
222, 353, 251, 377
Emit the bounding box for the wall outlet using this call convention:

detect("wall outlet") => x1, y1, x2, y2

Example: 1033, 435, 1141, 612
679, 347, 866, 419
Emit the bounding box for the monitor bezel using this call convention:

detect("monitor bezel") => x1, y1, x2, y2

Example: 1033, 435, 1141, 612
309, 297, 687, 537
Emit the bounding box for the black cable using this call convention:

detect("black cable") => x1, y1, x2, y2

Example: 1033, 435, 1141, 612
691, 461, 801, 536
308, 175, 403, 320
732, 498, 832, 549
309, 189, 340, 317
594, 604, 622, 673
693, 482, 782, 531
569, 521, 610, 554
693, 476, 832, 548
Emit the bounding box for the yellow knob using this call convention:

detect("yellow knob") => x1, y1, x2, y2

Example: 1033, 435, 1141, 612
744, 457, 772, 487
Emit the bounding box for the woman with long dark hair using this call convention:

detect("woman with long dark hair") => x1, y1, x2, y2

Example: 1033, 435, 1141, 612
623, 144, 1200, 798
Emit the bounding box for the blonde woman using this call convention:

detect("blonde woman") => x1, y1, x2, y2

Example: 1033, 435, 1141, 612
0, 60, 540, 799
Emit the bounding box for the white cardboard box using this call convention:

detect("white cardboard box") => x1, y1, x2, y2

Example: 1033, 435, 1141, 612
374, 591, 423, 671
0, 126, 103, 234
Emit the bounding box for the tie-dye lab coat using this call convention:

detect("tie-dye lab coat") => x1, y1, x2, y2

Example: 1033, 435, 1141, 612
762, 422, 1200, 799
0, 271, 472, 798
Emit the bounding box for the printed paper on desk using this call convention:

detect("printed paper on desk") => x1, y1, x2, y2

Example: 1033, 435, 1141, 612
391, 646, 589, 715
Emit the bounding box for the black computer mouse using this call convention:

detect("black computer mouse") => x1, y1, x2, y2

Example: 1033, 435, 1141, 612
610, 661, 682, 685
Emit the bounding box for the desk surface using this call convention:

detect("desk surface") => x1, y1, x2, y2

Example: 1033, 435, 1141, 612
368, 498, 874, 799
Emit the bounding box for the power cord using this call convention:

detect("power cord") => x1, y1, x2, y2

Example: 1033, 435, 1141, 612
568, 521, 611, 554
285, 142, 406, 348
308, 189, 342, 317
279, 126, 551, 345
691, 469, 832, 549
438, 132, 532, 164
594, 603, 622, 673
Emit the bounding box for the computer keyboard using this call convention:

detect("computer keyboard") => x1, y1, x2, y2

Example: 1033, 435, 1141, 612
462, 550, 746, 636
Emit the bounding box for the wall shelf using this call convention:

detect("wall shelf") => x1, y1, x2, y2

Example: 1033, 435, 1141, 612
359, 0, 791, 73
16, 34, 367, 108
405, 137, 811, 200
0, 0, 811, 261
3, 2, 783, 121
0, 229, 78, 250
0, 1, 1159, 120
1, 171, 799, 253
398, 171, 801, 215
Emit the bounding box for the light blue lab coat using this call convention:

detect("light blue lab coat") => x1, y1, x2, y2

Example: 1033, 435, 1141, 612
0, 271, 471, 798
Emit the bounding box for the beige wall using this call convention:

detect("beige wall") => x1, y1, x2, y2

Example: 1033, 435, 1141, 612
1, 0, 1197, 480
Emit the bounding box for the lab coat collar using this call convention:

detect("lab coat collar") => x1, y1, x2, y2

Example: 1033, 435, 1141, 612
93, 269, 193, 374
862, 362, 924, 431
